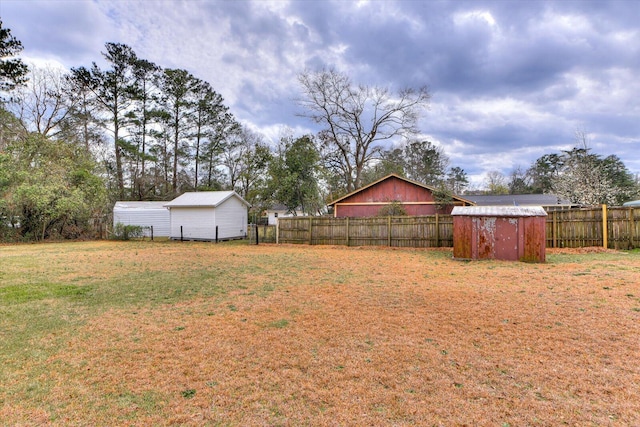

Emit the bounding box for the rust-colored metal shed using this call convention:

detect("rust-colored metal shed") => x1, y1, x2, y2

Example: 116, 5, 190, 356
451, 206, 547, 262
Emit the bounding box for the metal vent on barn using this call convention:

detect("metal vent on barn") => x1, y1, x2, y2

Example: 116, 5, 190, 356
451, 206, 547, 262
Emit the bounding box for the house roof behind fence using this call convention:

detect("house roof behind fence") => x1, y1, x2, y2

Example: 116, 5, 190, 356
463, 194, 573, 207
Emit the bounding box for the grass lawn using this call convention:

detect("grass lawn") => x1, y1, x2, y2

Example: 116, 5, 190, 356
1, 240, 639, 426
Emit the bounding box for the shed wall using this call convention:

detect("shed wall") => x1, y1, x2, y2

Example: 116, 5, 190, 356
453, 214, 546, 262
521, 216, 547, 262
168, 198, 248, 240
215, 197, 248, 239
452, 216, 473, 259
113, 207, 170, 237
170, 207, 216, 240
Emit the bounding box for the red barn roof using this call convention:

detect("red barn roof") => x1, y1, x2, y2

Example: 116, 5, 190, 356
328, 174, 474, 217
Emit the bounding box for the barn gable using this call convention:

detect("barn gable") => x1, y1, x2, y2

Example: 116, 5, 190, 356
328, 174, 474, 217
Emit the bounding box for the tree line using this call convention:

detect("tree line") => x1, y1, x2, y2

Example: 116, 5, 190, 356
478, 130, 639, 206
0, 22, 277, 240
13, 42, 254, 202
0, 21, 460, 241
1, 21, 638, 241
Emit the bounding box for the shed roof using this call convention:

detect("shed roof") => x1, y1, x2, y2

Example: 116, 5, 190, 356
164, 191, 251, 208
623, 200, 640, 207
114, 201, 169, 210
451, 206, 548, 217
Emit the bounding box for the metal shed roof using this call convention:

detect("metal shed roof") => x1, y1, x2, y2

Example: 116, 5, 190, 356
164, 191, 251, 208
114, 201, 169, 210
451, 206, 547, 217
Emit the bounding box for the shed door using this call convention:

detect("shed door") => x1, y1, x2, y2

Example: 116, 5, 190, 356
474, 217, 519, 260
493, 217, 519, 260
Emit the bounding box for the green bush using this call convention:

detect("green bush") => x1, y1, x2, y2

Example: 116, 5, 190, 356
112, 223, 146, 240
432, 186, 454, 210
0, 225, 22, 242
377, 201, 407, 216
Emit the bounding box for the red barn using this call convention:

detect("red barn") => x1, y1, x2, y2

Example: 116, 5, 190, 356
328, 174, 474, 217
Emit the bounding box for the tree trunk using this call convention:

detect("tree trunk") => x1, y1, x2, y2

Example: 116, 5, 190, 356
172, 105, 179, 192
114, 117, 125, 199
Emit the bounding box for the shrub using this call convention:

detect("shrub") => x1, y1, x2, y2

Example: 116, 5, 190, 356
112, 223, 146, 241
377, 201, 407, 216
432, 185, 454, 210
0, 224, 22, 242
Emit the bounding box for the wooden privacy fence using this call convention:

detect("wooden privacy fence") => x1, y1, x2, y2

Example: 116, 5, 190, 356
247, 223, 278, 243
547, 206, 640, 249
278, 215, 453, 247
276, 206, 640, 249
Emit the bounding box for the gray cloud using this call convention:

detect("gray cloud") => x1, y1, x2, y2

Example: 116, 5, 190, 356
3, 0, 110, 63
2, 0, 639, 184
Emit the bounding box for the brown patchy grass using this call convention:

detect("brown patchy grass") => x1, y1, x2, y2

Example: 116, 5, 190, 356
1, 241, 640, 426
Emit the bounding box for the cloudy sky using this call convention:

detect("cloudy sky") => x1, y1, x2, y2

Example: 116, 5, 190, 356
2, 0, 639, 187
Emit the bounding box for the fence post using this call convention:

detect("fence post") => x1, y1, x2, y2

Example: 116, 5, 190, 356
388, 216, 392, 247
630, 208, 636, 249
180, 226, 183, 242
256, 223, 259, 245
151, 225, 154, 241
276, 220, 279, 244
215, 225, 218, 243
602, 204, 608, 249
552, 211, 557, 248
435, 213, 440, 248
308, 217, 313, 245
346, 217, 350, 247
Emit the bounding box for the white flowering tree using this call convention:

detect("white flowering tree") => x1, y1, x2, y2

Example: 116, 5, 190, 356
551, 140, 638, 206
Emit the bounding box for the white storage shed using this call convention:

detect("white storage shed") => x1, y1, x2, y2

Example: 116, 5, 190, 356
164, 191, 250, 241
113, 201, 171, 237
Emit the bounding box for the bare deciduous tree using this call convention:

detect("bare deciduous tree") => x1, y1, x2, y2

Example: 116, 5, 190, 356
221, 125, 271, 201
297, 68, 430, 192
484, 170, 509, 195
11, 66, 70, 137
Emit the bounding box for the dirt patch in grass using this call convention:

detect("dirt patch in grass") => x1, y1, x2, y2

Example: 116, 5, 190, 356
1, 242, 639, 425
